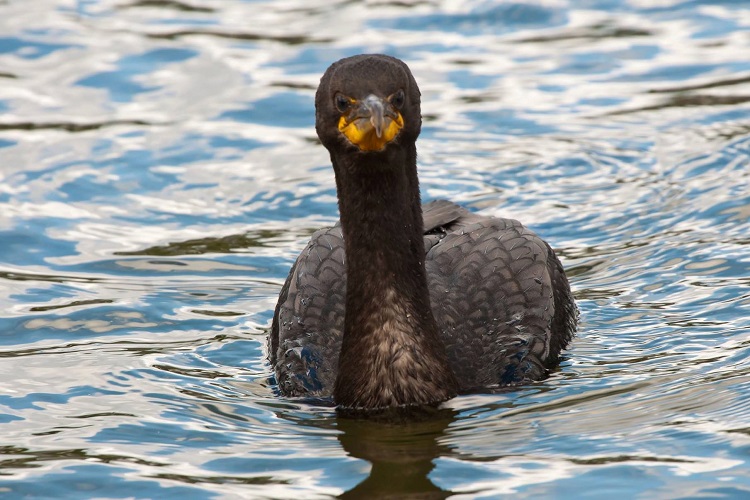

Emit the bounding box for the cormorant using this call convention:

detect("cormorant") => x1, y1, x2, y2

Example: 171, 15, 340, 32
269, 54, 577, 411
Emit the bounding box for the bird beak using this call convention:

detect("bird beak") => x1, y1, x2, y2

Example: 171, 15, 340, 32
338, 94, 404, 152
365, 95, 387, 138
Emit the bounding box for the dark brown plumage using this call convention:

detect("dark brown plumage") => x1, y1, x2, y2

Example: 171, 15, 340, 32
269, 54, 577, 411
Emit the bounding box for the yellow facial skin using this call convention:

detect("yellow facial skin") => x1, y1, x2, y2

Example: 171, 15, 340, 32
338, 114, 404, 151
337, 95, 404, 152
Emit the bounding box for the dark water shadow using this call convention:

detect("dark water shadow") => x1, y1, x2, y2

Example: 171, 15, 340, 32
334, 408, 456, 499
648, 74, 750, 93
119, 0, 216, 13
189, 394, 457, 496
606, 94, 750, 116
146, 30, 333, 45
113, 229, 314, 256
517, 22, 651, 43
114, 231, 282, 256
0, 119, 158, 132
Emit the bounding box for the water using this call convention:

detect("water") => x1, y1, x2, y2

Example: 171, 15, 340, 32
1, 0, 749, 497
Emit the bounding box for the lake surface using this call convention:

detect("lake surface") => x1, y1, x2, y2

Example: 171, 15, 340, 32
1, 0, 749, 498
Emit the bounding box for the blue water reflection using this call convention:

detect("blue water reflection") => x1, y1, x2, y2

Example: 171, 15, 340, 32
372, 3, 567, 34
220, 92, 313, 128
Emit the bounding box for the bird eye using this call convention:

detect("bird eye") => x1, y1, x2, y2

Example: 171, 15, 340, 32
389, 89, 405, 109
335, 94, 351, 113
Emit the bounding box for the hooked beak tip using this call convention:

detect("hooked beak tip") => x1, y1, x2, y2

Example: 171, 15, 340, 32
364, 95, 386, 138
371, 117, 384, 138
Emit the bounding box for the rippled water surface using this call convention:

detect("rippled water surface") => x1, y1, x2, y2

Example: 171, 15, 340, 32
1, 0, 749, 498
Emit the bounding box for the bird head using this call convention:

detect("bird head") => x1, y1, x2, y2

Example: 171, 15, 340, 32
315, 54, 422, 154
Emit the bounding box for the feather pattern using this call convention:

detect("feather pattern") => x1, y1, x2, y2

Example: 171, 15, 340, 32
270, 199, 576, 397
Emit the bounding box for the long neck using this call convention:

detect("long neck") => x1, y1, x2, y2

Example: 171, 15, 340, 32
331, 144, 458, 409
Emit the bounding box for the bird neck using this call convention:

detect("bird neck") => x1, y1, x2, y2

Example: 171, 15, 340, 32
330, 144, 458, 410
335, 146, 425, 301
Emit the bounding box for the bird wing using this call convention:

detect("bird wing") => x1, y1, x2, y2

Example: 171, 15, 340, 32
270, 226, 346, 397
423, 203, 573, 390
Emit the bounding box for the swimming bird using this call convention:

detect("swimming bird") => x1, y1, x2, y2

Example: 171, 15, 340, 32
269, 54, 577, 411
